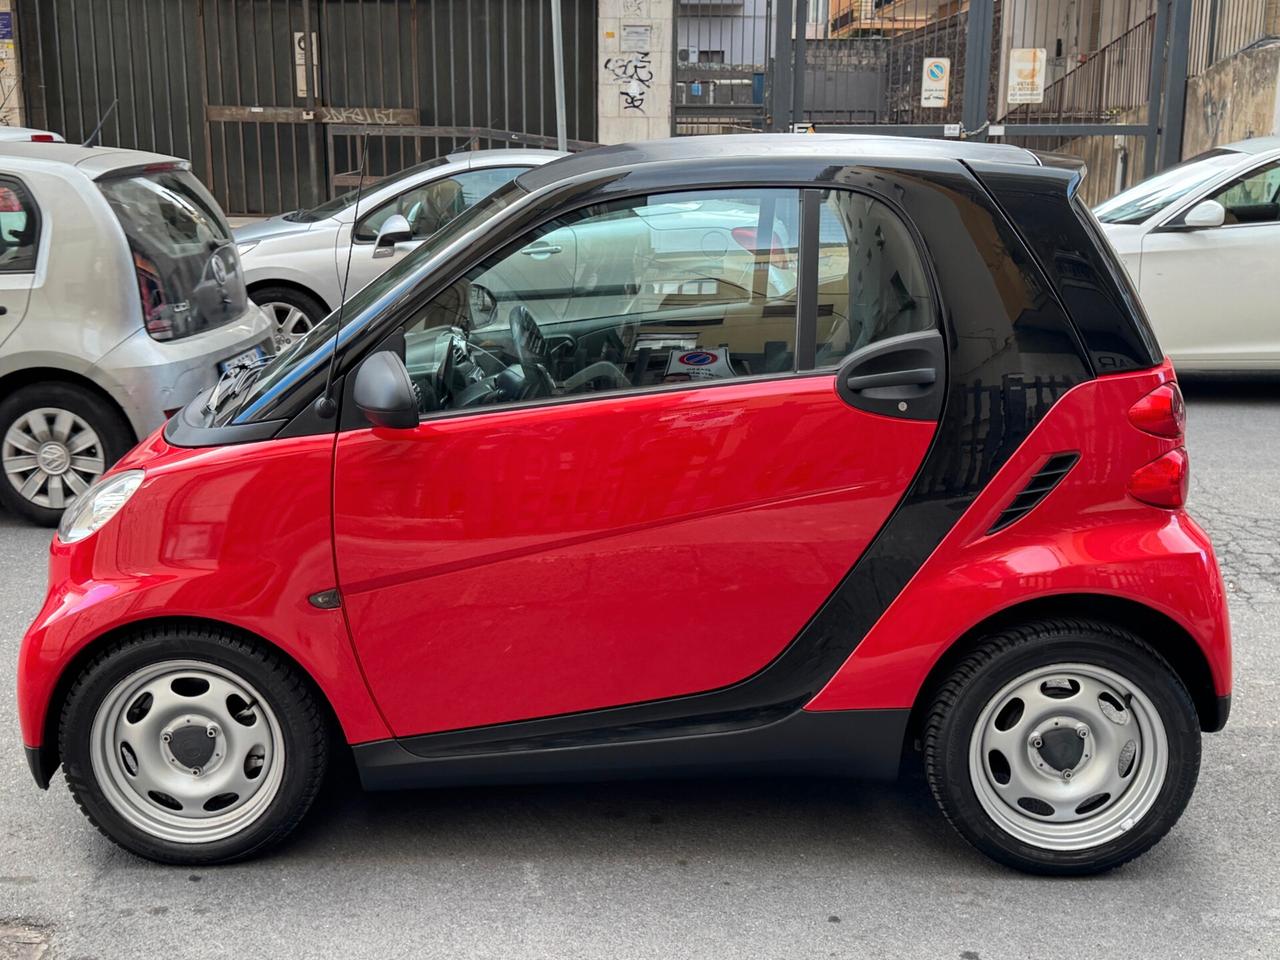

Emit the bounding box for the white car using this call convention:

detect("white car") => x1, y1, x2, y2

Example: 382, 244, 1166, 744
234, 148, 565, 349
0, 142, 272, 524
1095, 136, 1280, 372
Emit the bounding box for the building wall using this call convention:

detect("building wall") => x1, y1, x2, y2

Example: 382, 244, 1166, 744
1182, 39, 1280, 157
599, 0, 674, 142
0, 0, 22, 128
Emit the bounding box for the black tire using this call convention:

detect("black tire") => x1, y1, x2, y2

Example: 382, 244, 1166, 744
59, 624, 329, 865
249, 285, 327, 349
924, 618, 1201, 876
0, 381, 134, 526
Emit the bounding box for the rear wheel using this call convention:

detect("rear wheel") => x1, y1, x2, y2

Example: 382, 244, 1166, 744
59, 625, 329, 864
250, 285, 327, 351
0, 382, 133, 526
924, 619, 1200, 875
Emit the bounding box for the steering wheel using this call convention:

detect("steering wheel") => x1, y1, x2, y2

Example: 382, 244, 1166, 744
431, 330, 459, 409
506, 305, 556, 400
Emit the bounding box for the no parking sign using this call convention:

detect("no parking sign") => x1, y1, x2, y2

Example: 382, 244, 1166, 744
921, 57, 950, 108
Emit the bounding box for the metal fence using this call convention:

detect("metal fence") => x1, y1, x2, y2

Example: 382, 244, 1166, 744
1189, 0, 1276, 75
18, 0, 598, 216
673, 0, 775, 134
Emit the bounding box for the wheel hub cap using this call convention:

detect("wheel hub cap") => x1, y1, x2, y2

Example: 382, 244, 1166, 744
89, 661, 285, 844
968, 663, 1169, 851
36, 441, 71, 476
2, 407, 106, 509
161, 717, 221, 774
1029, 720, 1088, 776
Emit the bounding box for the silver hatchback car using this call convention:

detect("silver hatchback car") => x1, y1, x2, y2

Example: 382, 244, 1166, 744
0, 142, 273, 525
235, 148, 564, 347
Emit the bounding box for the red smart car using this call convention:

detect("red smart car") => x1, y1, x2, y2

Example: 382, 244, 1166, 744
17, 136, 1230, 874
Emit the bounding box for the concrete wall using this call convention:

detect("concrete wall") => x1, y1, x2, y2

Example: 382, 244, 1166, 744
598, 0, 673, 143
1182, 39, 1280, 157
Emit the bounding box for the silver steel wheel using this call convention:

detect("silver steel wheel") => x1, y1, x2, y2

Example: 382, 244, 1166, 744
2, 407, 105, 509
968, 662, 1169, 851
262, 300, 315, 350
89, 660, 286, 845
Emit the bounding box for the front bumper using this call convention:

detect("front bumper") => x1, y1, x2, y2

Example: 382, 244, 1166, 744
91, 303, 273, 438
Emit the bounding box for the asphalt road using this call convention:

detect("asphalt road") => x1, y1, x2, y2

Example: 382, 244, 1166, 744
1, 380, 1277, 960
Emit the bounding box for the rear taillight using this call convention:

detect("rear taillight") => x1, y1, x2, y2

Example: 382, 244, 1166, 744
1128, 382, 1185, 438
31, 134, 56, 142
1128, 447, 1189, 508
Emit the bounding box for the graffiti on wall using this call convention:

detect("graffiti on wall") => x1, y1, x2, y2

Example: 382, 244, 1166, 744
604, 51, 654, 112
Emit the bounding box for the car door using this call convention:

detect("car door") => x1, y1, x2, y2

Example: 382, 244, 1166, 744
332, 186, 944, 739
0, 176, 38, 350
1138, 158, 1280, 366
336, 166, 530, 300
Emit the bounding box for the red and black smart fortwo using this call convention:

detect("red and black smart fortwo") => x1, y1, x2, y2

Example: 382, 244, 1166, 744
18, 136, 1230, 874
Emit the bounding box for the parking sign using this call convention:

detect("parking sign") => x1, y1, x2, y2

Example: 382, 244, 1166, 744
921, 58, 950, 108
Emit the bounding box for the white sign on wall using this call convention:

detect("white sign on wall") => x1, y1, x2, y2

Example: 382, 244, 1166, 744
293, 32, 319, 99
1007, 48, 1047, 104
920, 58, 950, 108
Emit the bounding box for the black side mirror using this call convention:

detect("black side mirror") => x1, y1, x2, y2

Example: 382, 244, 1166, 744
353, 350, 418, 430
373, 213, 413, 258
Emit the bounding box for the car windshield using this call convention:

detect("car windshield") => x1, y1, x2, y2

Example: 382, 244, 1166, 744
283, 157, 451, 222
227, 177, 530, 424
1094, 149, 1243, 224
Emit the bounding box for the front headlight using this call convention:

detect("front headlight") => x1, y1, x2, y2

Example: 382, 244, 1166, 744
235, 240, 259, 257
57, 470, 145, 544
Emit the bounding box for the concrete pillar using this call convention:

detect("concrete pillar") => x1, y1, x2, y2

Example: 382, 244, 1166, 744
598, 0, 674, 144
1267, 0, 1280, 36
0, 0, 23, 128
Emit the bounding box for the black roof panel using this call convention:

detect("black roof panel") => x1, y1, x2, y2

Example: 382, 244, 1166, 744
520, 134, 1040, 191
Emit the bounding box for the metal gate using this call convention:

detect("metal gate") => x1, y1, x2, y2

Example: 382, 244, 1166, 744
17, 0, 598, 216
675, 0, 1240, 203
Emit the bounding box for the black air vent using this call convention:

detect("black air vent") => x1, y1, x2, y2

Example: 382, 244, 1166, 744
987, 453, 1080, 534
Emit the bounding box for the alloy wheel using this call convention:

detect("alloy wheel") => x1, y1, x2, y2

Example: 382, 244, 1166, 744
262, 300, 316, 350
89, 660, 286, 844
968, 662, 1169, 851
2, 407, 106, 510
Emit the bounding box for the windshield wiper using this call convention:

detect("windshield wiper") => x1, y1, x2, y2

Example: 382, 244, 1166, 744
206, 356, 271, 415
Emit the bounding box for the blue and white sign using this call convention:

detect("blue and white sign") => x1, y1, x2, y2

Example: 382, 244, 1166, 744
921, 57, 950, 109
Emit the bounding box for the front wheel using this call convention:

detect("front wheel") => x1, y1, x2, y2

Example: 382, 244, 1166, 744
924, 619, 1201, 875
0, 382, 134, 525
59, 626, 329, 864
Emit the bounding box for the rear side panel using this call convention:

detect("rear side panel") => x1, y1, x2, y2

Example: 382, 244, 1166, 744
806, 361, 1231, 713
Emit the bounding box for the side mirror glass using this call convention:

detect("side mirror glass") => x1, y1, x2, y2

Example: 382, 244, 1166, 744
1182, 199, 1225, 229
353, 350, 418, 430
373, 213, 413, 258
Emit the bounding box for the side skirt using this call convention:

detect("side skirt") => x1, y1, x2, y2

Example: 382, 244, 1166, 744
352, 708, 910, 791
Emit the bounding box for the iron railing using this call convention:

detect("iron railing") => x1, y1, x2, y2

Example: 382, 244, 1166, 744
1003, 13, 1156, 124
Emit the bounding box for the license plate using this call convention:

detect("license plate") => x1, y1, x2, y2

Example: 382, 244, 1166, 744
218, 345, 267, 375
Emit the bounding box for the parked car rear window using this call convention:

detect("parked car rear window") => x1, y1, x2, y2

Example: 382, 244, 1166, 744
99, 166, 247, 341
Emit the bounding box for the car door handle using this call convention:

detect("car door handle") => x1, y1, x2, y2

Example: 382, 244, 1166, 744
845, 367, 936, 392
520, 243, 563, 258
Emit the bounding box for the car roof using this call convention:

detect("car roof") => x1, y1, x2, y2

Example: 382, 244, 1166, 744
0, 141, 182, 177
448, 147, 566, 164
1220, 135, 1280, 155
519, 134, 1040, 191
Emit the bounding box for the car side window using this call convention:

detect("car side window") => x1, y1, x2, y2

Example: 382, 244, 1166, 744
399, 188, 802, 416
355, 167, 529, 242
1205, 160, 1280, 225
813, 190, 934, 366
0, 178, 39, 273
